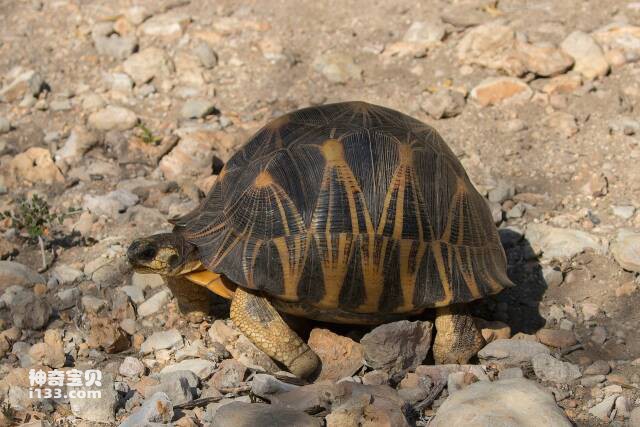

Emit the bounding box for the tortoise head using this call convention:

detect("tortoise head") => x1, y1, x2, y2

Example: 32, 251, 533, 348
127, 233, 200, 276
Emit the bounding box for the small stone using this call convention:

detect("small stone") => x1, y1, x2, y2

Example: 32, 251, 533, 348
120, 356, 145, 377
125, 5, 150, 25
612, 205, 636, 219
611, 229, 640, 272
81, 295, 107, 313
251, 374, 299, 398
0, 68, 43, 102
560, 31, 609, 80
9, 148, 64, 185
580, 375, 606, 386
0, 261, 44, 290
476, 319, 511, 343
140, 11, 191, 38
87, 317, 130, 353
588, 394, 618, 420
542, 266, 564, 287
456, 22, 524, 76
593, 23, 640, 64
175, 339, 205, 361
499, 118, 527, 133
488, 180, 515, 203
581, 303, 600, 321
542, 73, 582, 94
55, 288, 79, 310
28, 329, 65, 368
145, 370, 199, 405
211, 359, 247, 390
83, 189, 139, 217
120, 318, 137, 335
140, 329, 183, 354
138, 290, 171, 317
489, 201, 503, 225
531, 353, 581, 383
362, 370, 390, 386
447, 371, 478, 395
0, 116, 10, 134
121, 285, 145, 305
193, 42, 217, 69
498, 367, 524, 380
615, 281, 637, 297
11, 292, 51, 330
584, 360, 611, 376
430, 378, 572, 427
81, 93, 106, 111
516, 41, 574, 77
212, 402, 321, 427
536, 329, 577, 348
421, 90, 466, 119
119, 392, 173, 427
88, 105, 138, 131
615, 395, 631, 418
93, 34, 138, 60
259, 37, 287, 62
158, 131, 226, 182
478, 339, 550, 366
609, 117, 640, 136
70, 373, 118, 423
470, 77, 533, 106
590, 326, 607, 345
308, 328, 364, 381
123, 47, 174, 85
312, 52, 362, 84
132, 272, 164, 289
108, 72, 134, 94
181, 99, 217, 119
507, 202, 526, 219
545, 112, 578, 138
360, 320, 433, 380
580, 172, 608, 197
404, 20, 445, 45
525, 223, 607, 260
160, 358, 216, 380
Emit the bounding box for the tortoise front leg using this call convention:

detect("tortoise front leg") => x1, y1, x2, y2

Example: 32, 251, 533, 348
230, 287, 320, 379
433, 304, 485, 364
166, 276, 215, 323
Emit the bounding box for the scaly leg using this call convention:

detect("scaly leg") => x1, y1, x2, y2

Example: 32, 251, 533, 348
433, 304, 485, 364
166, 276, 215, 323
230, 287, 319, 379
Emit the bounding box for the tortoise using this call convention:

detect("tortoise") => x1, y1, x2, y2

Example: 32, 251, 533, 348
127, 101, 513, 379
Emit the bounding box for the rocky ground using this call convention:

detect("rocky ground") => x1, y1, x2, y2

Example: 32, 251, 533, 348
1, 0, 640, 425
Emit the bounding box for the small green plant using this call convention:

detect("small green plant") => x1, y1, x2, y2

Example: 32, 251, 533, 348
135, 122, 162, 145
0, 195, 77, 271
0, 194, 67, 240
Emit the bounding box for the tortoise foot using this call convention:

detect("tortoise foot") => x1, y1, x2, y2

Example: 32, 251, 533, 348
230, 287, 320, 379
433, 304, 485, 364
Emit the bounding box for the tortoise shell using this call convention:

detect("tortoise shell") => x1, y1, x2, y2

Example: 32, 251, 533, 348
175, 102, 512, 315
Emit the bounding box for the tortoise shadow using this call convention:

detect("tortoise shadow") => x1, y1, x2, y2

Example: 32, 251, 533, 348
474, 228, 547, 335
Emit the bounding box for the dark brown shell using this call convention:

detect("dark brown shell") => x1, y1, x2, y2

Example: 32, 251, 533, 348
175, 102, 512, 314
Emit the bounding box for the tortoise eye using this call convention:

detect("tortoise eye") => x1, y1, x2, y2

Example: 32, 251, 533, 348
168, 254, 180, 266
139, 246, 157, 260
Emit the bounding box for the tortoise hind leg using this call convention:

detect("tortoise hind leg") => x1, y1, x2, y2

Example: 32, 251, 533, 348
433, 304, 485, 364
230, 287, 320, 379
